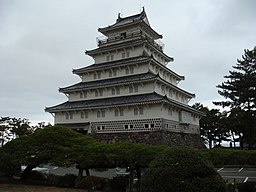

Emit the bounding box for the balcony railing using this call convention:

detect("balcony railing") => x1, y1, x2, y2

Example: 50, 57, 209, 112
96, 31, 164, 52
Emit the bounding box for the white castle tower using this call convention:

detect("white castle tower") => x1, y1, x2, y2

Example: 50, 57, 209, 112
46, 9, 203, 147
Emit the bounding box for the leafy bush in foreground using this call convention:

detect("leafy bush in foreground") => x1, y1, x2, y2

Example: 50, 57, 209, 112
141, 148, 227, 192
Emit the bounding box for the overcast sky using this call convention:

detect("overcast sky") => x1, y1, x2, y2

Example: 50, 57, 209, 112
0, 0, 255, 124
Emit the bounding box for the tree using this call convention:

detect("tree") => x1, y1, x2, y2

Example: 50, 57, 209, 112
141, 148, 227, 192
192, 103, 229, 148
214, 47, 256, 149
0, 117, 33, 143
0, 125, 88, 179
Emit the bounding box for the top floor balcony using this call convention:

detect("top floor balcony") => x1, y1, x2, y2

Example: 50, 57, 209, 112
96, 31, 165, 52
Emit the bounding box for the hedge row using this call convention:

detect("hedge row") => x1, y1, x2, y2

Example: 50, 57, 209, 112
200, 148, 256, 166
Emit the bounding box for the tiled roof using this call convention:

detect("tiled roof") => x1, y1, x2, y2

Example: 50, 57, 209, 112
60, 72, 156, 92
85, 39, 145, 55
45, 92, 164, 112
73, 56, 149, 74
45, 92, 203, 115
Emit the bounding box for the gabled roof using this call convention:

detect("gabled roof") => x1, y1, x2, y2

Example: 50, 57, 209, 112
98, 8, 162, 39
45, 92, 203, 115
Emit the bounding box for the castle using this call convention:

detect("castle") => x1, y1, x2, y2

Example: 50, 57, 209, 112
46, 9, 203, 147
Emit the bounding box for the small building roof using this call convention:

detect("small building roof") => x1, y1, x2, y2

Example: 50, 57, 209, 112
45, 92, 203, 115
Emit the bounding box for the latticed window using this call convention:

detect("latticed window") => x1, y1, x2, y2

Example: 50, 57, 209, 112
115, 109, 119, 116
99, 89, 103, 96
112, 88, 115, 95
101, 110, 105, 117
129, 86, 133, 93
134, 108, 138, 115
120, 108, 124, 116
97, 111, 101, 118
116, 87, 120, 94
139, 107, 144, 115
134, 85, 138, 92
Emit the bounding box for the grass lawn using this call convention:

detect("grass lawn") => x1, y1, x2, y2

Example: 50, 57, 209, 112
0, 183, 103, 192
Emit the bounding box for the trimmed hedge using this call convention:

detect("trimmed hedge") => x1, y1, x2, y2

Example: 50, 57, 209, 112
141, 148, 227, 192
200, 148, 256, 166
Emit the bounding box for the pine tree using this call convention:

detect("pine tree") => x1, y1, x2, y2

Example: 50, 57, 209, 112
214, 47, 256, 149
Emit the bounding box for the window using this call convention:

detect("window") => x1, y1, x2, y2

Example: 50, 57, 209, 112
144, 124, 149, 128
178, 111, 182, 122
129, 124, 134, 129
95, 91, 98, 97
139, 107, 144, 115
109, 71, 112, 77
70, 113, 73, 119
97, 72, 101, 79
113, 69, 117, 76
93, 73, 97, 79
134, 108, 138, 115
84, 91, 87, 98
122, 52, 126, 58
115, 109, 119, 117
125, 68, 129, 74
81, 112, 84, 119
101, 110, 105, 117
102, 125, 105, 130
111, 55, 114, 61
112, 88, 115, 95
129, 86, 133, 93
124, 125, 129, 129
126, 51, 130, 58
116, 87, 120, 94
120, 32, 126, 39
168, 108, 173, 116
65, 113, 69, 119
106, 55, 110, 61
130, 66, 133, 74
134, 85, 138, 92
99, 89, 103, 96
120, 108, 124, 116
150, 124, 155, 128
80, 92, 83, 98
97, 111, 101, 118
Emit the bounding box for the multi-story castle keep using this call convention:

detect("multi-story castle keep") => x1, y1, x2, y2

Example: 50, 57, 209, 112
46, 9, 203, 147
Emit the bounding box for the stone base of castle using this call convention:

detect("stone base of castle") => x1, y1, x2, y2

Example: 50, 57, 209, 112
90, 130, 204, 148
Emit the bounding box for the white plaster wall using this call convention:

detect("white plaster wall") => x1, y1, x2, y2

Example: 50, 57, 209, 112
81, 61, 149, 82
54, 103, 165, 124
68, 81, 154, 102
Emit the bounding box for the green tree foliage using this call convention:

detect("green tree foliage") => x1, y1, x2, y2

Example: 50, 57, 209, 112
0, 117, 32, 142
141, 148, 227, 192
214, 47, 256, 149
0, 125, 90, 179
192, 103, 229, 148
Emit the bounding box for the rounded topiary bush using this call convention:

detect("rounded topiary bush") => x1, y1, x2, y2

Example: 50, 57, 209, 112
141, 148, 227, 192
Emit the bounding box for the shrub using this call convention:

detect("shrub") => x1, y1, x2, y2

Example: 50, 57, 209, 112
108, 176, 129, 192
46, 173, 77, 188
201, 149, 256, 166
237, 181, 256, 192
27, 170, 47, 182
141, 147, 227, 192
75, 175, 106, 190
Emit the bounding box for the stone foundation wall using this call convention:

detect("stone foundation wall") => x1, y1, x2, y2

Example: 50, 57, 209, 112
90, 130, 204, 148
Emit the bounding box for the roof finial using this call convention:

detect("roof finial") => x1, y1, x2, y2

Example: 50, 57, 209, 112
117, 13, 122, 22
